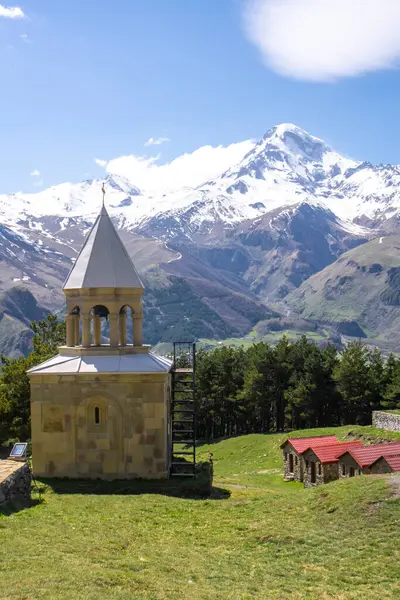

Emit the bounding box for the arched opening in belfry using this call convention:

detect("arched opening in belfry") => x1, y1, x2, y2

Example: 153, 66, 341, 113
68, 305, 81, 346
89, 305, 110, 346
119, 305, 134, 346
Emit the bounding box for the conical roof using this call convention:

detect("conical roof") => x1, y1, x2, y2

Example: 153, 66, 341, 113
63, 205, 143, 290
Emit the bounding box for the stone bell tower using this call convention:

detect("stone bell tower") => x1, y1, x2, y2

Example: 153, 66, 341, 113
28, 192, 172, 479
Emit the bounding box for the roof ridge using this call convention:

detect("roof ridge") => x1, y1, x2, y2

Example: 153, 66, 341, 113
288, 435, 337, 440
63, 206, 144, 290
107, 211, 143, 288
63, 213, 101, 288
82, 215, 102, 288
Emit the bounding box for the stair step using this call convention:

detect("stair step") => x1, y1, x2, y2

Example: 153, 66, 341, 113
172, 419, 194, 423
170, 473, 195, 477
172, 401, 194, 405
172, 400, 194, 403
172, 439, 195, 444
171, 409, 194, 414
172, 451, 195, 456
172, 429, 194, 434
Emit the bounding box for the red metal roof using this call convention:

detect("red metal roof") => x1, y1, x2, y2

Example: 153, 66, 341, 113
281, 435, 338, 453
304, 440, 363, 464
338, 442, 400, 468
371, 453, 400, 472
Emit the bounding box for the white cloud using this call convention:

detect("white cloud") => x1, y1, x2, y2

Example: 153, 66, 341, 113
0, 4, 24, 18
30, 169, 40, 176
243, 0, 400, 81
94, 158, 107, 168
106, 140, 254, 193
144, 136, 170, 146
20, 33, 31, 43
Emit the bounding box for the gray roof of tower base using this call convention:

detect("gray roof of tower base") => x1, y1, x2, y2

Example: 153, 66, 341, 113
63, 205, 143, 290
27, 352, 172, 374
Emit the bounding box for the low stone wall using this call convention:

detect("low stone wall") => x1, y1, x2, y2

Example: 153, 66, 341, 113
0, 460, 31, 508
372, 411, 400, 432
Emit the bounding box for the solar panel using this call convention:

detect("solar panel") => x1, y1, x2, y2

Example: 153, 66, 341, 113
9, 442, 28, 460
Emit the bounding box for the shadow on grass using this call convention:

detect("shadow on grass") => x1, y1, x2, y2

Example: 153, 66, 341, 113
39, 478, 230, 500
38, 463, 230, 500
0, 496, 44, 517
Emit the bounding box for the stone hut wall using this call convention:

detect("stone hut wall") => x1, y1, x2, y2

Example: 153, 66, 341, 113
369, 457, 392, 474
0, 462, 31, 507
302, 450, 340, 487
338, 454, 365, 477
282, 443, 303, 482
322, 463, 339, 485
372, 411, 400, 432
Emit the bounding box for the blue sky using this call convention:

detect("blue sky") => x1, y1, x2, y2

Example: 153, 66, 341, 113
0, 0, 399, 193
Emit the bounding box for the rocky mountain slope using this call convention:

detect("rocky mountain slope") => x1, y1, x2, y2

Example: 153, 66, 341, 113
281, 236, 400, 351
0, 287, 49, 357
1, 123, 400, 354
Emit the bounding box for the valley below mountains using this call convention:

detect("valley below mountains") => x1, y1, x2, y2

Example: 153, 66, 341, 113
2, 123, 400, 356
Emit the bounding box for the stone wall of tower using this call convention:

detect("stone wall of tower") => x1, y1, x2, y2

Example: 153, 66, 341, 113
29, 372, 171, 479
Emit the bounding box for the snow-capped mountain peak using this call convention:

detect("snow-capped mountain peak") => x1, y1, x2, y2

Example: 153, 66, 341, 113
1, 123, 400, 247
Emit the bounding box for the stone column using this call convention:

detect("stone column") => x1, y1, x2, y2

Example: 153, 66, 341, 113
73, 315, 80, 346
66, 315, 74, 347
133, 315, 143, 347
109, 314, 119, 346
119, 311, 127, 346
93, 315, 101, 346
82, 315, 91, 347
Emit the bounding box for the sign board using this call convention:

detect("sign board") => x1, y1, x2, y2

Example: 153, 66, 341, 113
9, 442, 28, 461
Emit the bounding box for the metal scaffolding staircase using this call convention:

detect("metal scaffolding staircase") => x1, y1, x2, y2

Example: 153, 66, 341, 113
170, 342, 196, 477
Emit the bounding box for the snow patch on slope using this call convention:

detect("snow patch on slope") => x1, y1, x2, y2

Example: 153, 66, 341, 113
0, 123, 399, 245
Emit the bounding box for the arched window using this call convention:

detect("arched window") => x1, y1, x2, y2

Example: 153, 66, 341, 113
89, 305, 110, 345
87, 399, 107, 433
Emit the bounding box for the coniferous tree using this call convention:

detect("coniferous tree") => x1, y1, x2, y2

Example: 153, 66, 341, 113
334, 341, 371, 424
0, 315, 65, 443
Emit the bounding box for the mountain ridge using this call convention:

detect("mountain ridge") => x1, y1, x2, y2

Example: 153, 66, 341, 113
1, 123, 400, 354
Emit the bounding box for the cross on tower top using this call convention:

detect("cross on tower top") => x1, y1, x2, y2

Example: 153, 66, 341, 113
101, 182, 106, 208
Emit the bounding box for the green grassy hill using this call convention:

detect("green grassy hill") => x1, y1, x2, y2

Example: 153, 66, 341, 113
281, 235, 400, 350
1, 425, 400, 600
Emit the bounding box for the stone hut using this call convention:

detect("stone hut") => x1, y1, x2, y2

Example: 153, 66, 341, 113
338, 442, 400, 478
370, 454, 400, 474
301, 441, 363, 487
28, 202, 173, 480
281, 435, 338, 482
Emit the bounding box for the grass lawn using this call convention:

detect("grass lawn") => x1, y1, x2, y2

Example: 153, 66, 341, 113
1, 425, 400, 599
198, 329, 327, 351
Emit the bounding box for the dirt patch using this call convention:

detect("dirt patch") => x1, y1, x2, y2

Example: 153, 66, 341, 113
366, 501, 383, 515
257, 468, 280, 475
344, 431, 394, 445
387, 473, 400, 498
